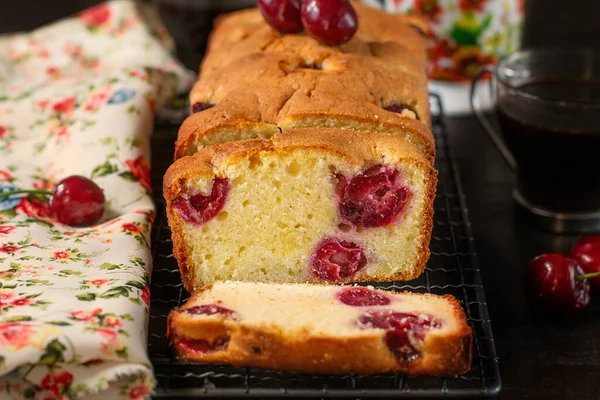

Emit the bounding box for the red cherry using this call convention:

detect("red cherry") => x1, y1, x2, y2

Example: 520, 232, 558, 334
526, 253, 590, 312
258, 0, 303, 34
173, 178, 230, 225
310, 237, 367, 282
191, 102, 215, 114
185, 304, 236, 317
357, 310, 442, 361
173, 336, 230, 355
384, 103, 421, 121
49, 176, 105, 227
300, 0, 358, 46
336, 286, 391, 306
570, 234, 600, 289
337, 165, 410, 228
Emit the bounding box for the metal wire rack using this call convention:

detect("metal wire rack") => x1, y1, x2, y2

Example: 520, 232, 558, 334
148, 95, 501, 398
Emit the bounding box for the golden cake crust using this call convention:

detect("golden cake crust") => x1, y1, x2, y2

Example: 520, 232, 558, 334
201, 2, 429, 76
175, 1, 433, 161
165, 128, 436, 292
168, 284, 472, 376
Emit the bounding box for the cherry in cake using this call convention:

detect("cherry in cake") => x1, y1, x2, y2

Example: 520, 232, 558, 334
164, 128, 436, 290
336, 286, 391, 306
384, 103, 421, 121
172, 178, 230, 225
191, 102, 215, 114
357, 310, 442, 362
168, 282, 472, 375
185, 304, 236, 317
172, 336, 231, 355
311, 238, 367, 281
336, 164, 411, 228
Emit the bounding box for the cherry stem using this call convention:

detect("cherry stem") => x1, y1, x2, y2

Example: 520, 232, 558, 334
576, 272, 600, 281
0, 189, 53, 200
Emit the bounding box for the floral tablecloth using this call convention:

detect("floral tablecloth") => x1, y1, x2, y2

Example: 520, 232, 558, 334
0, 2, 193, 398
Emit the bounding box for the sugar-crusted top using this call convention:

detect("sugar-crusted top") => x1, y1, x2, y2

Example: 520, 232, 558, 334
202, 1, 429, 74
175, 1, 433, 160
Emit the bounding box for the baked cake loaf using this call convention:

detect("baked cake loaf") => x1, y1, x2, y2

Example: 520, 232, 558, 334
168, 281, 472, 376
175, 1, 434, 161
164, 128, 436, 292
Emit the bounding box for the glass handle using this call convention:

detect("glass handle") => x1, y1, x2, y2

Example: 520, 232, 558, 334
470, 66, 517, 171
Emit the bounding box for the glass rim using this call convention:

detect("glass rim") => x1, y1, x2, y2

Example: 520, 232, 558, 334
495, 47, 600, 106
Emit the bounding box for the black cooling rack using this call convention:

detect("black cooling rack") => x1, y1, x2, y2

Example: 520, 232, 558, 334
148, 95, 501, 398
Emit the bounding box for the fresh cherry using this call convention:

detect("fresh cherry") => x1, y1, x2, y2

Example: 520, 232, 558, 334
0, 175, 106, 227
336, 286, 391, 307
49, 176, 105, 227
337, 165, 410, 228
173, 178, 230, 225
526, 253, 591, 312
191, 102, 215, 114
301, 0, 358, 46
185, 304, 236, 317
258, 0, 303, 34
357, 310, 442, 362
173, 335, 230, 354
311, 237, 367, 282
300, 62, 322, 70
384, 103, 421, 121
570, 234, 600, 289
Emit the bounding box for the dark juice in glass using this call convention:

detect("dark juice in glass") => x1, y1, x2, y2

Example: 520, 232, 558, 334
497, 78, 600, 212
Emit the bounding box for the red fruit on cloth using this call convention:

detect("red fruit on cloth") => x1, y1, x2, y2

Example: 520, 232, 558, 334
49, 175, 105, 227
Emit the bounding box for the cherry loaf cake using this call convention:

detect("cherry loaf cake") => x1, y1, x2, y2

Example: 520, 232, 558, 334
175, 1, 434, 162
164, 128, 436, 291
168, 281, 472, 376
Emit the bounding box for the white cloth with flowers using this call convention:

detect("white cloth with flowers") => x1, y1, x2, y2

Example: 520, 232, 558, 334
0, 2, 193, 399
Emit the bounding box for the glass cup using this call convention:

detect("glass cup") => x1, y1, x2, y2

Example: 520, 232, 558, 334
471, 48, 600, 233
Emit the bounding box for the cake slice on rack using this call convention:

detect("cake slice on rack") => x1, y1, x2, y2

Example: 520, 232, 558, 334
164, 128, 436, 291
168, 281, 472, 376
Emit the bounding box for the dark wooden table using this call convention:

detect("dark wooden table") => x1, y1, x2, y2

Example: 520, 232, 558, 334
3, 1, 600, 399
449, 116, 600, 400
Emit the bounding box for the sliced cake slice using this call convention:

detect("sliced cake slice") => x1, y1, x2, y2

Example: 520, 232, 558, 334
168, 281, 472, 376
164, 128, 436, 291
